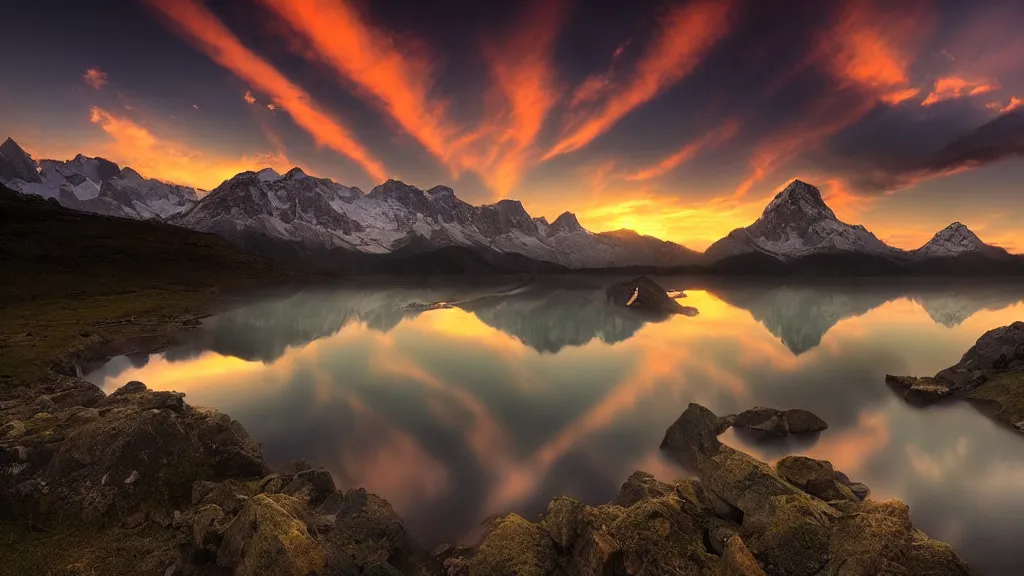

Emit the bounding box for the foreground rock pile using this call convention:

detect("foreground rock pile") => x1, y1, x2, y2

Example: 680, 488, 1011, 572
2, 379, 976, 575
887, 321, 1024, 431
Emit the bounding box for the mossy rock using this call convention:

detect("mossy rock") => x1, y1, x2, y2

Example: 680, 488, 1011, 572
469, 514, 559, 576
217, 493, 326, 576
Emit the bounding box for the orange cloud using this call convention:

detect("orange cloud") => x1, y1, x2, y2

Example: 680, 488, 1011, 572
543, 0, 734, 160
82, 68, 109, 89
145, 0, 387, 181
474, 0, 565, 195
257, 0, 457, 170
921, 76, 1001, 106
625, 118, 740, 181
997, 96, 1023, 113
88, 106, 292, 190
243, 90, 256, 104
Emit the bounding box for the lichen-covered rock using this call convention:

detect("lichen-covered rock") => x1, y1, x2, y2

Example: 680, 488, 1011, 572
720, 535, 767, 576
469, 513, 559, 576
615, 470, 678, 507
775, 456, 858, 502
608, 496, 716, 575
318, 488, 422, 572
217, 493, 326, 575
192, 503, 225, 550
744, 494, 834, 576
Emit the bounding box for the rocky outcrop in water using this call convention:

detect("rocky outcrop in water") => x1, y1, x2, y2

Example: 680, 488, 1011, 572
886, 321, 1024, 431
720, 406, 828, 438
606, 276, 698, 317
659, 403, 973, 576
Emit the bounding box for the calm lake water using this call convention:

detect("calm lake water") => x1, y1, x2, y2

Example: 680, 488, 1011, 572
86, 277, 1024, 575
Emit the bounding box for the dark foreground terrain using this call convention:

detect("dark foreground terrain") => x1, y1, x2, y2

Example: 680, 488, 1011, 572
0, 184, 310, 386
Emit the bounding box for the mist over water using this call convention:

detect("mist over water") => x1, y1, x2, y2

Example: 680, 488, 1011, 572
87, 277, 1024, 576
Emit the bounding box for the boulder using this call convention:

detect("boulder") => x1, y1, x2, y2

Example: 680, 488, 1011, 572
775, 456, 858, 502
614, 470, 677, 507
217, 493, 326, 575
606, 276, 698, 316
317, 488, 422, 572
954, 321, 1024, 372
721, 535, 767, 576
731, 406, 827, 438
469, 514, 559, 576
659, 403, 724, 470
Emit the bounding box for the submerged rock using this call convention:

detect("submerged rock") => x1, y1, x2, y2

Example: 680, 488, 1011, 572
606, 276, 698, 316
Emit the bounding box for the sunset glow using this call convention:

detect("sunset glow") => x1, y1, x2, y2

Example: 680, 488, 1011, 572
1, 0, 1022, 250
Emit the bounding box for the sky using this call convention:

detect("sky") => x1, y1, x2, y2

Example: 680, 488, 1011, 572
1, 0, 1022, 251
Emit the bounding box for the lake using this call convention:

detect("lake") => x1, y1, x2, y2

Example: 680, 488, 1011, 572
86, 277, 1024, 575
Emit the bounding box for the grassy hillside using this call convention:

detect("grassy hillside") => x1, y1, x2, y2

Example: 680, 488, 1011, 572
0, 185, 310, 385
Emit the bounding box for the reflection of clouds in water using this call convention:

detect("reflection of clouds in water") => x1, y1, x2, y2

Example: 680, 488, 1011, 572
85, 282, 1024, 574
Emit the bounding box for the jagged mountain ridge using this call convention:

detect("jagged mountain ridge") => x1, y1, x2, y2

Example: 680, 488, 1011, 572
3, 135, 1017, 270
705, 179, 1014, 266
0, 137, 199, 220
175, 169, 704, 269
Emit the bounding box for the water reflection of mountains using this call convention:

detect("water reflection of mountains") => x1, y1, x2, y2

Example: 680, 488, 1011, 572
167, 279, 1024, 362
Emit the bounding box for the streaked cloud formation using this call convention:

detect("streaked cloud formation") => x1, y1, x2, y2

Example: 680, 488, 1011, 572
3, 0, 1024, 249
145, 0, 387, 181
544, 0, 734, 160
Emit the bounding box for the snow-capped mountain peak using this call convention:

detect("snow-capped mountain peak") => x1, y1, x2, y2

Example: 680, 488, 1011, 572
913, 221, 1008, 259
0, 137, 42, 183
549, 211, 585, 235
758, 179, 837, 224
0, 137, 200, 220
284, 167, 307, 181
257, 167, 282, 182
705, 179, 895, 261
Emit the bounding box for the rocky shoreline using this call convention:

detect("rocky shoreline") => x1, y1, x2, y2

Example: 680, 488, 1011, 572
886, 321, 1024, 432
2, 371, 980, 575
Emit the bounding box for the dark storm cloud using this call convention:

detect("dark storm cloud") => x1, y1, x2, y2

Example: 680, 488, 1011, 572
813, 110, 1024, 193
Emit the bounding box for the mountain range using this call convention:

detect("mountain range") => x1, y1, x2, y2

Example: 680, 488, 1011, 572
1, 136, 1019, 273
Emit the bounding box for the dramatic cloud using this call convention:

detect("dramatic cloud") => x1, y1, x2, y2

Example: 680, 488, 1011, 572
87, 106, 292, 189
257, 0, 459, 171
473, 0, 565, 195
817, 0, 929, 103
625, 118, 740, 181
922, 76, 1000, 107
543, 0, 735, 160
82, 68, 109, 89
145, 0, 387, 181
